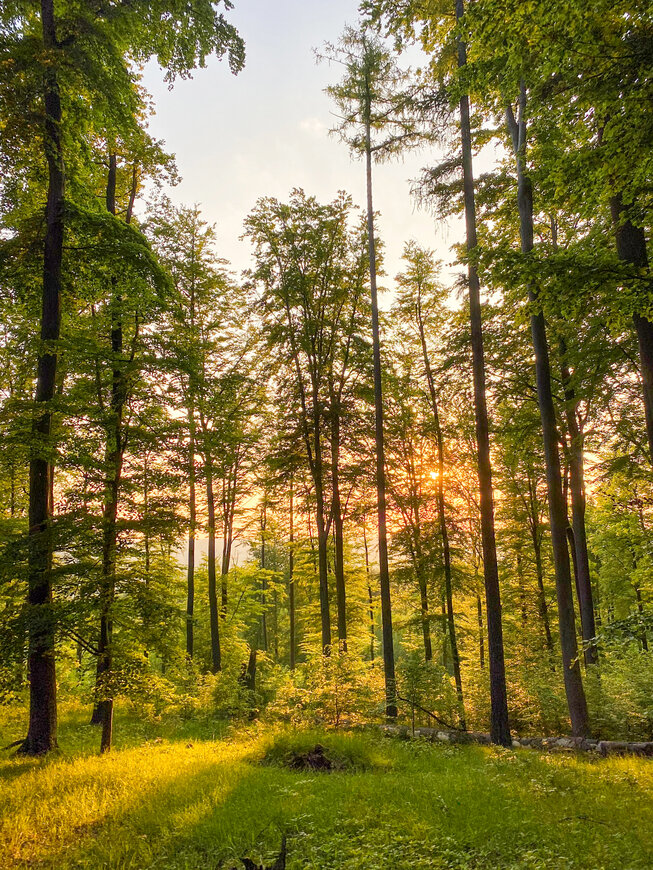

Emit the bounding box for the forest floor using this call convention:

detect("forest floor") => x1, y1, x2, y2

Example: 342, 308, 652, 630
1, 704, 652, 870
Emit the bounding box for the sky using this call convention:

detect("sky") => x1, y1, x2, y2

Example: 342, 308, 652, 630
141, 0, 469, 293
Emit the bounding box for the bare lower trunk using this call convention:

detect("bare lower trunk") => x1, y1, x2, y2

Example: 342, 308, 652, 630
456, 0, 509, 746
559, 339, 597, 665
260, 504, 268, 653
206, 459, 221, 673
289, 482, 296, 670
476, 592, 485, 669
95, 154, 126, 754
527, 479, 555, 656
416, 562, 433, 662
306, 392, 332, 653
330, 410, 347, 651
363, 520, 375, 661
186, 413, 196, 658
22, 0, 64, 756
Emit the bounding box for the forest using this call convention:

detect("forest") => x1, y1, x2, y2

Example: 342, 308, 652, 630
0, 2, 652, 869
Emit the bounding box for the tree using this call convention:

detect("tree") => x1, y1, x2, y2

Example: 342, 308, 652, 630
393, 242, 466, 726
1, 0, 244, 754
245, 190, 367, 655
323, 25, 421, 717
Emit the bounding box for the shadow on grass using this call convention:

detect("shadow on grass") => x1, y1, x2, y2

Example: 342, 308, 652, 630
4, 730, 653, 870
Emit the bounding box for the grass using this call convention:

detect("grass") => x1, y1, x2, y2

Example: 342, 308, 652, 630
1, 705, 652, 869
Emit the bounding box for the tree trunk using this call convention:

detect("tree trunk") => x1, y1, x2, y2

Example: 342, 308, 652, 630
313, 398, 332, 653
22, 0, 64, 756
412, 535, 432, 662
506, 91, 589, 736
363, 520, 375, 661
94, 153, 127, 753
610, 193, 653, 464
186, 411, 196, 658
417, 303, 465, 725
476, 591, 485, 670
260, 503, 268, 653
526, 474, 555, 655
330, 407, 347, 651
289, 482, 296, 670
220, 458, 238, 617
365, 113, 396, 717
559, 339, 597, 665
516, 548, 528, 626
456, 0, 510, 746
206, 457, 221, 673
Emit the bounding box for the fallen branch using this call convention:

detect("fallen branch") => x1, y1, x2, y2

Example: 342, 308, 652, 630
395, 695, 462, 732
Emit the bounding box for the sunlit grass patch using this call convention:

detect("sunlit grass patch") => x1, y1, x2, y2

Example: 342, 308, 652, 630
1, 707, 652, 869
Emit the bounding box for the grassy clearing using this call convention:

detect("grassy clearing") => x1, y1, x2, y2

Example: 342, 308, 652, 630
1, 706, 652, 869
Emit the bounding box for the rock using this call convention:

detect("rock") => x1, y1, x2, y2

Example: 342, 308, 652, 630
598, 741, 629, 756
414, 727, 437, 740
436, 731, 450, 742
625, 742, 653, 757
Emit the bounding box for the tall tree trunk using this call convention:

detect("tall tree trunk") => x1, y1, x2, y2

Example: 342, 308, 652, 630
313, 399, 332, 653
411, 532, 433, 662
22, 0, 64, 756
260, 503, 268, 653
365, 110, 396, 717
362, 519, 375, 662
476, 591, 485, 670
416, 302, 465, 726
94, 153, 127, 753
526, 474, 555, 655
206, 456, 221, 673
610, 193, 653, 463
506, 91, 589, 736
456, 0, 510, 745
330, 407, 347, 651
516, 548, 528, 626
289, 481, 296, 670
220, 462, 237, 618
559, 342, 597, 666
186, 411, 196, 658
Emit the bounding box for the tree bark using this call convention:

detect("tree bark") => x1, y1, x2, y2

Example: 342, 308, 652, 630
260, 503, 268, 653
289, 482, 296, 670
330, 406, 347, 651
93, 154, 127, 753
186, 410, 196, 658
206, 455, 221, 673
22, 0, 64, 756
365, 114, 396, 718
476, 592, 485, 670
362, 519, 375, 662
559, 342, 597, 666
526, 472, 555, 655
610, 193, 653, 464
506, 91, 589, 736
456, 0, 510, 745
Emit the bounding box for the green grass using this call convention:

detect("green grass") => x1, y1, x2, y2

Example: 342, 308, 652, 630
1, 705, 652, 869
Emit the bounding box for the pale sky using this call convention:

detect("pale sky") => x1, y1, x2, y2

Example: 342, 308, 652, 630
141, 0, 469, 292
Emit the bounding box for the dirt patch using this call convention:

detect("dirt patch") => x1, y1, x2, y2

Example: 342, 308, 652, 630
286, 744, 338, 771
